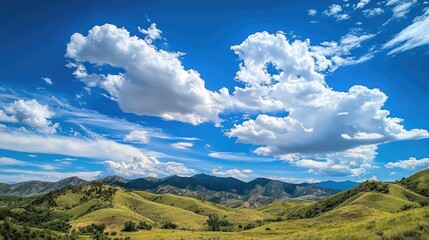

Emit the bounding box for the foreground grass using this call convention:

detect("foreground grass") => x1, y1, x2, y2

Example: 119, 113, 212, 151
119, 205, 429, 240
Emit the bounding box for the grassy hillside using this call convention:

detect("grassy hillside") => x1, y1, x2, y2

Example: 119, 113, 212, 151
134, 191, 267, 225
257, 200, 311, 216
284, 180, 429, 219
1, 168, 428, 239
399, 168, 429, 197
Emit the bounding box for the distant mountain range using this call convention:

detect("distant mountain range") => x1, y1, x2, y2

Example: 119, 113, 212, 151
0, 176, 86, 196
0, 174, 360, 207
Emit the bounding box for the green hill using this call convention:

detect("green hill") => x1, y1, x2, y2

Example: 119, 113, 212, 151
1, 169, 429, 239
399, 168, 429, 197
285, 180, 429, 219
134, 191, 267, 226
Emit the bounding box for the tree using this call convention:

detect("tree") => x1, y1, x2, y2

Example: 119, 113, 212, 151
161, 221, 177, 229
207, 214, 231, 231
123, 221, 137, 232
138, 221, 152, 230
207, 214, 221, 231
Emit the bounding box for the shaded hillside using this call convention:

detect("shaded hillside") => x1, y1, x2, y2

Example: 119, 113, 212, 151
0, 169, 429, 239
0, 182, 272, 234
103, 174, 338, 208
285, 180, 429, 219
0, 177, 87, 196
399, 168, 429, 197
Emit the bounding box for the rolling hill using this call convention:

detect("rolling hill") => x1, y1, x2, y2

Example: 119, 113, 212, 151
0, 168, 428, 239
399, 168, 429, 197
101, 173, 339, 208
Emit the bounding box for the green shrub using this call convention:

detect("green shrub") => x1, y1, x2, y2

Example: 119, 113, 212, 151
138, 221, 152, 230
123, 220, 138, 232
161, 221, 177, 229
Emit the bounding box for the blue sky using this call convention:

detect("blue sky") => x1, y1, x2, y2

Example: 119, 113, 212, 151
1, 0, 429, 183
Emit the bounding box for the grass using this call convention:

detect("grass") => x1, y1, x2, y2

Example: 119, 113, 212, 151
135, 191, 268, 225
257, 200, 311, 216
121, 206, 429, 239
2, 169, 429, 239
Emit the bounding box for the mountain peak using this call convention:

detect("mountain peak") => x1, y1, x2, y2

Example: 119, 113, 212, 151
100, 175, 130, 184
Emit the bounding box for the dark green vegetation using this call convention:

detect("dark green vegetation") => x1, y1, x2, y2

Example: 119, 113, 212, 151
0, 174, 340, 208
0, 169, 427, 239
399, 168, 429, 197
103, 174, 339, 208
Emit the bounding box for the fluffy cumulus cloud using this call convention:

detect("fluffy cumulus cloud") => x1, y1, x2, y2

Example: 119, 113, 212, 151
105, 156, 196, 177
211, 167, 253, 179
66, 24, 229, 125
227, 31, 428, 176
385, 157, 429, 170
0, 99, 59, 134
383, 8, 429, 54
124, 130, 149, 144
275, 145, 377, 176
64, 24, 429, 177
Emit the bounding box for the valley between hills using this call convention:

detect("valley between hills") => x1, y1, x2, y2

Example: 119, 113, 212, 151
0, 169, 428, 240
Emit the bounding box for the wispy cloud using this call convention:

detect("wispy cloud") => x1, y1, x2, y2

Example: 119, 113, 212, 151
0, 157, 59, 171
41, 77, 53, 85
171, 142, 193, 150
383, 8, 429, 54
324, 4, 350, 21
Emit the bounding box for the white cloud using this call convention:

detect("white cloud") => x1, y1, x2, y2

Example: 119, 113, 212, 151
370, 175, 378, 181
363, 8, 384, 17
308, 9, 317, 16
354, 0, 371, 9
170, 142, 193, 150
278, 145, 377, 176
124, 130, 149, 144
0, 169, 102, 183
66, 24, 228, 125
0, 99, 59, 134
0, 157, 58, 171
383, 8, 429, 54
388, 0, 417, 19
0, 130, 195, 177
324, 4, 350, 21
208, 151, 274, 162
138, 23, 162, 43
0, 130, 141, 162
105, 157, 196, 177
226, 31, 428, 176
41, 77, 53, 85
389, 171, 396, 176
311, 32, 376, 70
385, 157, 429, 170
211, 167, 253, 179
